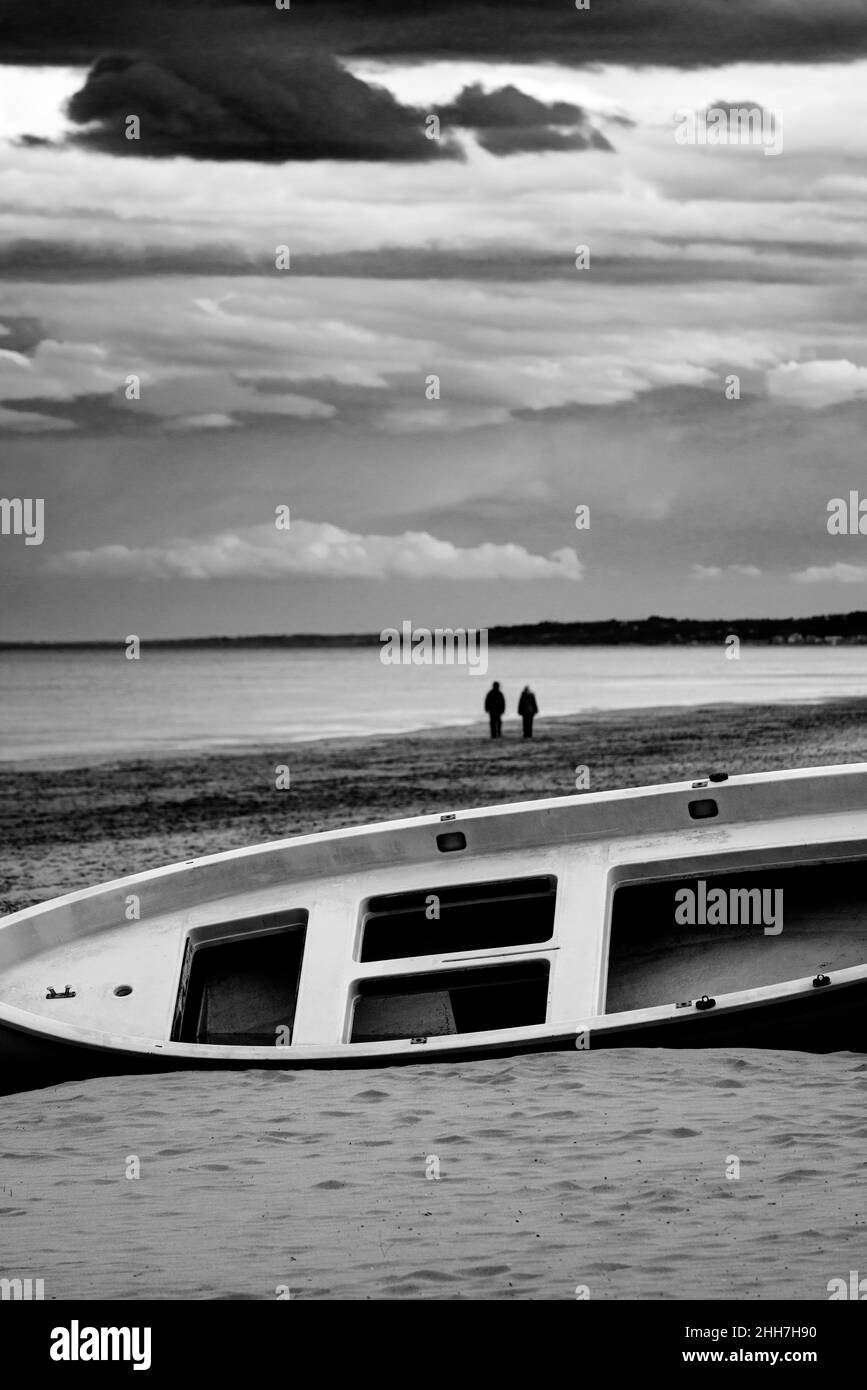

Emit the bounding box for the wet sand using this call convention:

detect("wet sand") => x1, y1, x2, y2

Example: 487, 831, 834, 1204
2, 697, 867, 1300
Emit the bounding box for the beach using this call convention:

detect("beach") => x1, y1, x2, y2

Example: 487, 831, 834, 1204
3, 697, 867, 1300
3, 1049, 867, 1301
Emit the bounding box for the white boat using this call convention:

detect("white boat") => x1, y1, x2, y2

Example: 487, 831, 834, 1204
3, 762, 867, 1092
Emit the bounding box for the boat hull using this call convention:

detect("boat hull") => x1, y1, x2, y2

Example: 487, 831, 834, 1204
2, 973, 865, 1096
6, 764, 867, 1094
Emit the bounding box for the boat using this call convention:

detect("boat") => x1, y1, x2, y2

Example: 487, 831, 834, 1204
3, 762, 867, 1093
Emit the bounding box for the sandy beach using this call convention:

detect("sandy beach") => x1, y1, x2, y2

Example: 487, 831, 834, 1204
3, 1048, 867, 1301
3, 697, 867, 1300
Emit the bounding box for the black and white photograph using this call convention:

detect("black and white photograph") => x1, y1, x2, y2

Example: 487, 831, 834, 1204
2, 0, 867, 1341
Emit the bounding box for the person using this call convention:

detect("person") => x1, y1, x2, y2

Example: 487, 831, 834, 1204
484, 681, 505, 739
517, 685, 538, 738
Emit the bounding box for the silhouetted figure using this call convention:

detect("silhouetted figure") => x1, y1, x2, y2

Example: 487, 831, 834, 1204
518, 685, 538, 738
485, 681, 505, 739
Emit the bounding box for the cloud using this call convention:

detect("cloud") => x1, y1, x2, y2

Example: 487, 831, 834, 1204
57, 53, 622, 164
0, 241, 837, 285
3, 271, 863, 438
0, 338, 119, 399
440, 84, 614, 156
0, 327, 342, 433
792, 563, 867, 584
0, 404, 75, 432
45, 519, 585, 582
299, 0, 867, 68
704, 100, 775, 125
765, 359, 867, 409
164, 413, 239, 430
64, 50, 461, 163
375, 403, 514, 433
0, 316, 45, 354
691, 563, 763, 579
6, 1, 867, 70
470, 126, 611, 156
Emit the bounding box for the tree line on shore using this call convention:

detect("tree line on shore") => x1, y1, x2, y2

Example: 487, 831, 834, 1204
5, 612, 867, 649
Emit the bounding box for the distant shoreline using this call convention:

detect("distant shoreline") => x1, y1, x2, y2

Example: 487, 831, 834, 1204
3, 611, 867, 649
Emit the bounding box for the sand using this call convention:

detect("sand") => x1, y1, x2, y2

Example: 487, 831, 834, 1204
2, 1050, 866, 1300
3, 697, 867, 1300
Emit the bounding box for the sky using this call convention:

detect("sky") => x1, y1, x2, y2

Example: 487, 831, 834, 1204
1, 0, 867, 639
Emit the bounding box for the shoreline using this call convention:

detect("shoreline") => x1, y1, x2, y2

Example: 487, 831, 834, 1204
3, 695, 867, 914
0, 689, 860, 773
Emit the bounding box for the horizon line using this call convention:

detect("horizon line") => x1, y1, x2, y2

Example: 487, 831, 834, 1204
2, 611, 867, 649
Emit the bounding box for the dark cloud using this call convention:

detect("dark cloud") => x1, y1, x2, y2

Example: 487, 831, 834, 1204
441, 84, 589, 129
703, 100, 775, 125
0, 0, 132, 65
440, 84, 614, 155
0, 393, 162, 435
64, 49, 458, 162
4, 0, 867, 69
0, 240, 851, 284
0, 317, 45, 354
59, 56, 622, 162
0, 376, 384, 437
473, 126, 611, 156
304, 0, 867, 66
0, 240, 238, 280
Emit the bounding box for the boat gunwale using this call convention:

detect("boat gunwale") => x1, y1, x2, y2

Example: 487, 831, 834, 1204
3, 761, 867, 929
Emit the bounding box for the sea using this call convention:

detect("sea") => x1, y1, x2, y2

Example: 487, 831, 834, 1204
1, 643, 866, 763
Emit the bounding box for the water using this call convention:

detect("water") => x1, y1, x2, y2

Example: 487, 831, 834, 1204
1, 644, 866, 764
